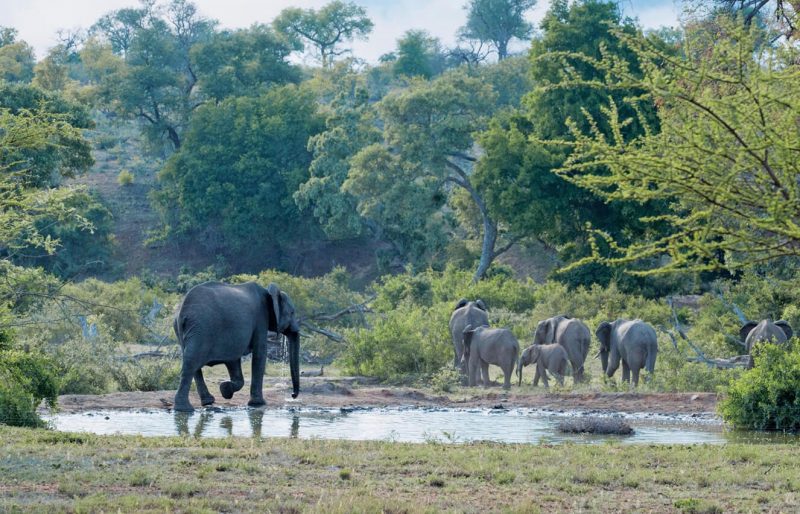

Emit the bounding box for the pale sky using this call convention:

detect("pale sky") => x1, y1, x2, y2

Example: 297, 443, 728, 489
2, 0, 682, 63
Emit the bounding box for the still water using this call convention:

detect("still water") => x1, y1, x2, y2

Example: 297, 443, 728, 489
45, 407, 800, 445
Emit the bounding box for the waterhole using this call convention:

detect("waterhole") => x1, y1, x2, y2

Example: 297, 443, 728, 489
44, 407, 800, 445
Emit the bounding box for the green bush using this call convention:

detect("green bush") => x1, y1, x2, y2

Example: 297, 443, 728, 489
719, 342, 800, 431
0, 350, 59, 427
340, 303, 451, 380
110, 357, 181, 392
117, 169, 134, 186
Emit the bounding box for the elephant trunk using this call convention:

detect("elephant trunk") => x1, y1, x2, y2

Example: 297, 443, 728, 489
287, 329, 300, 398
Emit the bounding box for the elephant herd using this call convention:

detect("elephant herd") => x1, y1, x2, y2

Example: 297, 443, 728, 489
449, 298, 793, 390
449, 298, 657, 389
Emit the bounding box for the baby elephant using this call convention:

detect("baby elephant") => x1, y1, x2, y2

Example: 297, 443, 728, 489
462, 324, 520, 390
518, 344, 569, 388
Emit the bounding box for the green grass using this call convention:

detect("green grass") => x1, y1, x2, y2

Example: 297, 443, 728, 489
1, 426, 799, 512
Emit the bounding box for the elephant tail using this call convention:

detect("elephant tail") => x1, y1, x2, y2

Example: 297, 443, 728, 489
645, 344, 658, 374
173, 314, 188, 348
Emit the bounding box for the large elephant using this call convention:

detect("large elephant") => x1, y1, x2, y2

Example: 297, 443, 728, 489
449, 298, 488, 373
461, 324, 519, 390
740, 319, 793, 366
533, 315, 591, 382
518, 343, 568, 388
595, 319, 658, 387
173, 281, 300, 412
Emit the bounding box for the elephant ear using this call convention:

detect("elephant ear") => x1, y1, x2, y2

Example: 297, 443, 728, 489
267, 283, 282, 332
739, 321, 758, 342
595, 321, 612, 350
543, 318, 558, 344
454, 298, 468, 310
475, 299, 487, 311
776, 320, 793, 340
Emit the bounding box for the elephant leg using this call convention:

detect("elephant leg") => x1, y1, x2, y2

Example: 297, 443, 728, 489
539, 363, 549, 389
480, 361, 491, 388
632, 368, 640, 387
220, 360, 245, 400
174, 364, 196, 412
248, 337, 268, 407
622, 361, 630, 384
501, 362, 512, 390
533, 367, 540, 387
194, 368, 215, 406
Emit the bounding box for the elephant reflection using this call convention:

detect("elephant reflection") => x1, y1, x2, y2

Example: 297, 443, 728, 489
174, 411, 213, 437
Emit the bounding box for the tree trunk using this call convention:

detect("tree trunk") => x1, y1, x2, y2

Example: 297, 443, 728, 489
166, 126, 181, 150
497, 40, 508, 60
473, 215, 498, 283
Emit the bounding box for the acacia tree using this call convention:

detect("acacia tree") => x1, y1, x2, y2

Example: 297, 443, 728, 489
459, 0, 536, 60
545, 17, 800, 273
273, 1, 373, 68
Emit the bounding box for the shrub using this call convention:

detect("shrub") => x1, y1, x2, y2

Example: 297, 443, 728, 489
110, 357, 181, 392
719, 342, 800, 431
0, 350, 59, 427
429, 365, 461, 392
117, 170, 134, 186
340, 303, 451, 380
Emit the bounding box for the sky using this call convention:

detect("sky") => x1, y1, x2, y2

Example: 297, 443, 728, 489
2, 0, 682, 63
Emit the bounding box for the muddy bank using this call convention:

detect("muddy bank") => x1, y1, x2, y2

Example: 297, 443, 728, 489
53, 377, 718, 416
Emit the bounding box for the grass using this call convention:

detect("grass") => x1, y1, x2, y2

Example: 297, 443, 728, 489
1, 426, 799, 512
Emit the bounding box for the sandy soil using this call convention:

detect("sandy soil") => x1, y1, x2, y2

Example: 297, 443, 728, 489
53, 377, 718, 416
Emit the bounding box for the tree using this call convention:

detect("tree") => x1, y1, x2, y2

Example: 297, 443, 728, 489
190, 24, 300, 101
459, 0, 536, 60
474, 0, 668, 287
295, 83, 381, 240
0, 28, 35, 83
543, 17, 800, 273
273, 1, 373, 68
0, 83, 94, 188
154, 85, 324, 251
89, 0, 216, 151
393, 30, 445, 79
346, 71, 506, 280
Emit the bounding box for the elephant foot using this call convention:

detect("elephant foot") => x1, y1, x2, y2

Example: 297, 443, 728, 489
248, 398, 266, 408
220, 382, 235, 400
200, 394, 215, 406
173, 402, 195, 413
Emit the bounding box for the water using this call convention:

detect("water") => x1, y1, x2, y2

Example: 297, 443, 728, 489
43, 407, 800, 445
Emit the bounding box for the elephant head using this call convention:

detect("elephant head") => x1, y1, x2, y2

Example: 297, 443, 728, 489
267, 283, 300, 399
595, 321, 613, 374
475, 299, 487, 311
517, 345, 540, 385
533, 318, 556, 346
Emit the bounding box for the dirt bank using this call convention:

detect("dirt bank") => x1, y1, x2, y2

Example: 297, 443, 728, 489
53, 377, 718, 416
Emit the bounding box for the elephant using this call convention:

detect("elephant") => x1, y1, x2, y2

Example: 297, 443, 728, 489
172, 281, 300, 412
461, 324, 519, 390
532, 315, 591, 383
449, 298, 489, 373
595, 319, 658, 387
740, 319, 793, 366
517, 343, 569, 388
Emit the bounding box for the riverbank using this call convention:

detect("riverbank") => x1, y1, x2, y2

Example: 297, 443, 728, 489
1, 425, 797, 513
54, 377, 718, 417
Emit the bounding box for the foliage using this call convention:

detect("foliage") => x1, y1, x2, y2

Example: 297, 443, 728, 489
110, 357, 181, 392
392, 30, 445, 79
117, 169, 134, 186
0, 83, 94, 187
549, 15, 800, 273
459, 0, 536, 59
273, 1, 373, 68
429, 365, 462, 392
295, 84, 381, 240
0, 28, 35, 83
720, 342, 800, 430
190, 24, 301, 101
88, 0, 216, 150
10, 190, 114, 278
340, 303, 451, 380
0, 350, 58, 427
154, 84, 324, 250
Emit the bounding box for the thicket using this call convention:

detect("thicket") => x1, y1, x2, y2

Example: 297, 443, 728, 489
0, 350, 58, 427
719, 343, 800, 431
